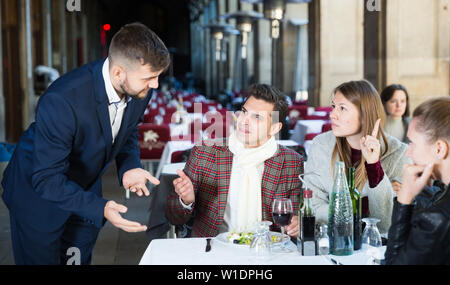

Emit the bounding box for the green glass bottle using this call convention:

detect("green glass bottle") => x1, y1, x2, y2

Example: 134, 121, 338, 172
347, 167, 362, 250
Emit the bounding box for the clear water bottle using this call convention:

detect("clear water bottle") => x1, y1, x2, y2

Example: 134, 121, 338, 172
328, 161, 354, 256
318, 224, 330, 255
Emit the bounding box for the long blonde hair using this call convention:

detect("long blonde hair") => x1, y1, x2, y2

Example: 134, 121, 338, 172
331, 80, 389, 190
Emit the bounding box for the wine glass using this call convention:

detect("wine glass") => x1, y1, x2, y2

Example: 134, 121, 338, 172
271, 198, 293, 252
249, 221, 273, 257
361, 218, 382, 249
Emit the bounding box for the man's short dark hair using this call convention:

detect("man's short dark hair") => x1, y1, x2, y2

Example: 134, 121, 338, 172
246, 84, 289, 124
109, 22, 170, 72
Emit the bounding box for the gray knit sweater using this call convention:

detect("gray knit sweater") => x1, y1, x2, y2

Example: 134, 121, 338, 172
304, 131, 411, 234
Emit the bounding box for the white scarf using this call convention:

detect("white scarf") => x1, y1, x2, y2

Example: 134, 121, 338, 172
226, 131, 278, 232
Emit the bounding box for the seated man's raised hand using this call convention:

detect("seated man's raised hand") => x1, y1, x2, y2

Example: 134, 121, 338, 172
174, 170, 195, 205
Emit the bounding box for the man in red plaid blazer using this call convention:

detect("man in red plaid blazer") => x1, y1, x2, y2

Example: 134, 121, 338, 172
165, 84, 304, 237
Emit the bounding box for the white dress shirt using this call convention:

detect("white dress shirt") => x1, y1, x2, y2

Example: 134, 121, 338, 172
102, 58, 131, 143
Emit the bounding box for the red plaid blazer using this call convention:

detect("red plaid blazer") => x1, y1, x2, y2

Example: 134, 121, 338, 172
165, 138, 304, 237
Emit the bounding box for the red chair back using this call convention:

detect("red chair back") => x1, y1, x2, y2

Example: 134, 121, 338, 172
293, 100, 308, 105
288, 105, 308, 119
305, 114, 329, 120
315, 106, 333, 113
138, 123, 170, 160
170, 150, 185, 163
304, 133, 320, 141
202, 121, 232, 140
322, 122, 332, 132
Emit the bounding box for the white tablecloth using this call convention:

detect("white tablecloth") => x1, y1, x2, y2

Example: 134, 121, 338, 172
139, 238, 386, 265
290, 120, 327, 145
155, 141, 195, 178
162, 162, 186, 175
155, 140, 300, 179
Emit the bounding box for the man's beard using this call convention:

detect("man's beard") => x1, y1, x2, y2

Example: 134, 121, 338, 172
119, 81, 148, 101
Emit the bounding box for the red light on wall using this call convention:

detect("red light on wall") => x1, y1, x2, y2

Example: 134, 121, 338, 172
101, 30, 106, 46
103, 24, 111, 31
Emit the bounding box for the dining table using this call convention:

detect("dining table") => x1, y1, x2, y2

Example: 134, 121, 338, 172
290, 119, 328, 145
139, 237, 386, 265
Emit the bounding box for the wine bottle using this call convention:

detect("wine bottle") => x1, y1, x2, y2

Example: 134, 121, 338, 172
347, 167, 362, 251
298, 189, 318, 256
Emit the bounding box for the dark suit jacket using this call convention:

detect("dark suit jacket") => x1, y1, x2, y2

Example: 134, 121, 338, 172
165, 139, 304, 237
385, 182, 450, 264
1, 59, 150, 232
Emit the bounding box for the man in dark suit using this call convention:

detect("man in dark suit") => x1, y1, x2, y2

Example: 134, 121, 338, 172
1, 23, 170, 265
165, 84, 303, 238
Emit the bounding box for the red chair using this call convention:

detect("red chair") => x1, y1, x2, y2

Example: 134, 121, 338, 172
171, 119, 202, 143
216, 108, 230, 117
162, 113, 176, 124
288, 105, 308, 119
322, 122, 332, 132
305, 114, 330, 120
170, 151, 185, 163
202, 121, 232, 140
138, 123, 171, 175
143, 107, 159, 123
315, 106, 333, 113
187, 103, 202, 113
164, 107, 177, 116
305, 133, 320, 141
170, 148, 193, 163
293, 100, 308, 105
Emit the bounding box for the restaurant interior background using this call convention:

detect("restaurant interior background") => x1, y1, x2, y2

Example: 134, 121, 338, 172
0, 0, 449, 265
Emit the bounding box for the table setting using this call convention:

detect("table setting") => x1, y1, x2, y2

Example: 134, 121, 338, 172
139, 234, 386, 265
142, 195, 386, 265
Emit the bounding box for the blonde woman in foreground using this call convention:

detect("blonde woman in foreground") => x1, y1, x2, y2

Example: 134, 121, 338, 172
304, 80, 410, 234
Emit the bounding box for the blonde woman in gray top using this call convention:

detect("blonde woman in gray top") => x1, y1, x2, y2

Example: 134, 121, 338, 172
304, 80, 410, 234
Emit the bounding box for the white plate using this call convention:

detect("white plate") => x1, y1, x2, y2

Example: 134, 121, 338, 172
214, 231, 290, 247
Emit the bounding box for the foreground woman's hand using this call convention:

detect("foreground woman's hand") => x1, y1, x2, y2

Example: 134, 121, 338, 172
398, 163, 434, 205
361, 118, 382, 164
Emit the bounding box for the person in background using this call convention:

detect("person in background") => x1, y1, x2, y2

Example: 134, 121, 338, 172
165, 84, 303, 238
385, 97, 450, 265
304, 80, 410, 235
380, 84, 411, 143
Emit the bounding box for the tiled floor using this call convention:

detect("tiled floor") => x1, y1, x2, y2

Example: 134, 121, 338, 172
0, 162, 154, 265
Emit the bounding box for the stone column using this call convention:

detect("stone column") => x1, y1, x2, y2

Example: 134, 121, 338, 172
284, 3, 308, 97
203, 6, 212, 97
42, 0, 52, 67
227, 0, 238, 91
386, 0, 450, 111
19, 0, 35, 127
0, 1, 5, 142
256, 10, 271, 85
319, 0, 364, 106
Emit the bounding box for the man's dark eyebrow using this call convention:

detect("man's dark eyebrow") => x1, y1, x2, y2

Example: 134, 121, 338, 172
143, 75, 158, 80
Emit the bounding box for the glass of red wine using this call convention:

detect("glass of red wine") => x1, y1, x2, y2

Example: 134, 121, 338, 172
272, 198, 293, 252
